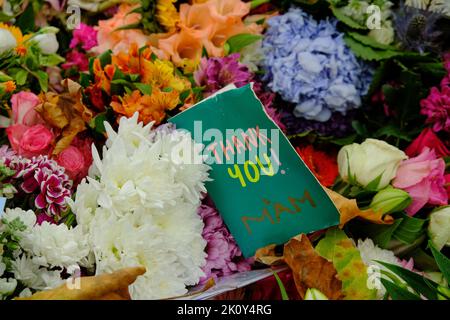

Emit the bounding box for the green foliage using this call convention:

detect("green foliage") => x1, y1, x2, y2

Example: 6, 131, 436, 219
330, 5, 366, 29
429, 241, 450, 284
316, 228, 378, 300
226, 34, 262, 54
352, 55, 444, 148
272, 270, 290, 300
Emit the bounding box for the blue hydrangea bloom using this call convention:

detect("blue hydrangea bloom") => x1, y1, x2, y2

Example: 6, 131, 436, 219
262, 8, 373, 122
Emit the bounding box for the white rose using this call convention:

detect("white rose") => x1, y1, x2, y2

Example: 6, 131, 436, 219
428, 206, 450, 250
33, 33, 59, 54
337, 138, 407, 190
0, 29, 17, 54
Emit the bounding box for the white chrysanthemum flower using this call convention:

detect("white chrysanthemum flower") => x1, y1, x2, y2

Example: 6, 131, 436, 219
72, 113, 210, 299
21, 222, 91, 269
2, 208, 36, 232
10, 255, 46, 290
357, 238, 402, 299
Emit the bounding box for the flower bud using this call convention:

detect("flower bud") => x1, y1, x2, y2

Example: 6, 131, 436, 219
428, 206, 450, 250
33, 33, 59, 54
370, 186, 411, 214
304, 288, 328, 300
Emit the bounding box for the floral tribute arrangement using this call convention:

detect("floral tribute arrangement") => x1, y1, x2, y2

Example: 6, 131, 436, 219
0, 0, 449, 301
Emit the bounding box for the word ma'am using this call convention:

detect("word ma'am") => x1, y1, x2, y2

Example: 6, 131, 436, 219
241, 190, 316, 234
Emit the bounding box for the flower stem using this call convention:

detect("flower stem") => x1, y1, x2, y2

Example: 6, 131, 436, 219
250, 0, 271, 10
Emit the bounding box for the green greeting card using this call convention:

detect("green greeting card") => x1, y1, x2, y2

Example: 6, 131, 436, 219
169, 85, 339, 257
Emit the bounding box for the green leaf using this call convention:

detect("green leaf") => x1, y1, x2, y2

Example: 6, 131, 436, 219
79, 73, 91, 88
393, 214, 427, 244
344, 36, 404, 61
98, 50, 112, 68
330, 6, 366, 29
15, 3, 35, 34
374, 125, 413, 142
134, 83, 152, 95
12, 69, 28, 86
347, 32, 398, 51
226, 34, 262, 54
179, 89, 191, 103
114, 23, 141, 31
129, 74, 140, 82
89, 113, 107, 134
365, 173, 383, 191
377, 261, 438, 300
372, 219, 403, 248
368, 61, 388, 96
111, 79, 132, 86
381, 279, 422, 300
351, 120, 368, 137
330, 134, 357, 146
272, 270, 289, 300
40, 54, 65, 67
315, 228, 377, 300
0, 11, 14, 22
35, 70, 48, 92
429, 241, 450, 284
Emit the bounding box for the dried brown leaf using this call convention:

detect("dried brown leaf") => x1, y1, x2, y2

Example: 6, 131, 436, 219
255, 244, 285, 266
35, 80, 95, 155
284, 234, 343, 300
16, 266, 146, 300
325, 188, 394, 227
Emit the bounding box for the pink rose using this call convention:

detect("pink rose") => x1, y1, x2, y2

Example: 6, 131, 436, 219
18, 124, 54, 158
56, 146, 85, 181
11, 91, 42, 126
6, 124, 29, 151
393, 147, 448, 216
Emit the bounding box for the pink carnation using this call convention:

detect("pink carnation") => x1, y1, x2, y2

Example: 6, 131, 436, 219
420, 86, 450, 133
198, 202, 251, 282
7, 155, 73, 218
70, 23, 98, 51
420, 55, 450, 132
393, 147, 448, 215
62, 51, 89, 71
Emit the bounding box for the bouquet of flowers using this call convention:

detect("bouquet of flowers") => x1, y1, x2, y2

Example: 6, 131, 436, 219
0, 0, 449, 300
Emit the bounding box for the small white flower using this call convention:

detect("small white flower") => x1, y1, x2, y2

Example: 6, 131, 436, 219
21, 222, 91, 269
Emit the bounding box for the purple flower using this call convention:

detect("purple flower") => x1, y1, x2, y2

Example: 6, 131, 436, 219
194, 53, 251, 95
194, 54, 287, 131
198, 202, 252, 282
281, 108, 357, 137
393, 3, 444, 54
421, 85, 450, 132
70, 23, 98, 51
